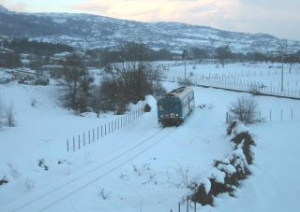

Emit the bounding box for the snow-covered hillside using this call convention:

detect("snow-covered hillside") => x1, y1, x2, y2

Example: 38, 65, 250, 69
0, 5, 300, 53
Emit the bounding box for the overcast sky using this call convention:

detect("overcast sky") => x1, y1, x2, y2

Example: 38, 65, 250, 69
1, 0, 300, 40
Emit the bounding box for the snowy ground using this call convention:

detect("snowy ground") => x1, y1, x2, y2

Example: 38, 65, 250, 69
1, 63, 300, 212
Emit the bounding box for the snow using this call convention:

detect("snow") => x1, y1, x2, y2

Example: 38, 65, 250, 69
209, 168, 226, 184
1, 62, 300, 211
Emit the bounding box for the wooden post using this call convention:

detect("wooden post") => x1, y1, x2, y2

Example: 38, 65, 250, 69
281, 109, 283, 121
83, 132, 85, 146
73, 137, 75, 152
186, 197, 189, 212
97, 127, 99, 140
88, 131, 91, 144
226, 112, 228, 124
291, 109, 294, 121
179, 202, 181, 212
270, 109, 272, 121
67, 139, 69, 152
78, 135, 80, 149
93, 129, 95, 142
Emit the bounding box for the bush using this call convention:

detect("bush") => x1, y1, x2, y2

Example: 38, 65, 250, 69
229, 97, 258, 124
178, 78, 193, 86
231, 132, 255, 164
192, 183, 213, 206
144, 104, 151, 112
192, 121, 255, 206
226, 120, 239, 135
0, 176, 8, 186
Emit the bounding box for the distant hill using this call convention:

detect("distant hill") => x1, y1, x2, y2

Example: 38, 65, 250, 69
0, 5, 299, 53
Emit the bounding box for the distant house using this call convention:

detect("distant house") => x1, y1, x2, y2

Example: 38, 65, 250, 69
7, 68, 49, 85
172, 56, 183, 60
50, 52, 74, 63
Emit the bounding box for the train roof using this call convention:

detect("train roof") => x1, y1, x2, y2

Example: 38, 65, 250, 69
165, 87, 193, 99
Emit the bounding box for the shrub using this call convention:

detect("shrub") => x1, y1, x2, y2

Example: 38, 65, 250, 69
38, 159, 49, 171
192, 183, 213, 206
226, 120, 239, 135
231, 132, 255, 164
0, 176, 9, 186
192, 121, 255, 206
229, 97, 258, 124
178, 78, 193, 86
144, 104, 151, 112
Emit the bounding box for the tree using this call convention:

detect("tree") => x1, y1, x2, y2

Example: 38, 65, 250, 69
61, 53, 93, 112
229, 97, 258, 124
215, 46, 232, 67
99, 42, 165, 113
0, 52, 22, 68
190, 47, 208, 60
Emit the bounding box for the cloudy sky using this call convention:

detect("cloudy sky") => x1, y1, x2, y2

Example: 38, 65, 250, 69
1, 0, 300, 40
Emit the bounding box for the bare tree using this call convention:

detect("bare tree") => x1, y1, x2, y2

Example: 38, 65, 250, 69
61, 53, 93, 112
229, 97, 258, 124
99, 42, 165, 113
216, 46, 232, 67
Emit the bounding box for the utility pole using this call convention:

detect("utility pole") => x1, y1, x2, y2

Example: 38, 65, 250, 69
280, 39, 287, 92
182, 49, 188, 81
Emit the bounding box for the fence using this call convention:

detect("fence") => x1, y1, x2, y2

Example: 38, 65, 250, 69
66, 107, 144, 152
173, 76, 300, 99
169, 196, 198, 212
226, 108, 300, 124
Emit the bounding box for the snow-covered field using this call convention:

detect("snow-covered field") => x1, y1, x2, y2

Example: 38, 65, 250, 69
161, 62, 300, 98
1, 62, 300, 212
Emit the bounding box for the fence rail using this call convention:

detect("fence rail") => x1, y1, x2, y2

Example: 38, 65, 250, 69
66, 107, 144, 152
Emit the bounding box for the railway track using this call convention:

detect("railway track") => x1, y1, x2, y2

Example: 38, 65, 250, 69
1, 127, 177, 212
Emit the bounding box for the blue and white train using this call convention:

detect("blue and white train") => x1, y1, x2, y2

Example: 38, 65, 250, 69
157, 87, 195, 126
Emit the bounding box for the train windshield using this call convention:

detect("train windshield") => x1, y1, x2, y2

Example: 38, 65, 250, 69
159, 102, 180, 110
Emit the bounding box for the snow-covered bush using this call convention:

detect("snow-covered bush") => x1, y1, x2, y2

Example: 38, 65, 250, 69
192, 183, 213, 206
231, 132, 255, 164
191, 121, 255, 206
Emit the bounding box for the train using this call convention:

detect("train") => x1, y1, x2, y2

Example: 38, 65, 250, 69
157, 87, 195, 126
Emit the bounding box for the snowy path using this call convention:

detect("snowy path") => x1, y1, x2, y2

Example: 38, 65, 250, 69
0, 127, 177, 212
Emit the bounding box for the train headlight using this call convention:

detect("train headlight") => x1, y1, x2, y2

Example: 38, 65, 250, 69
176, 114, 179, 117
